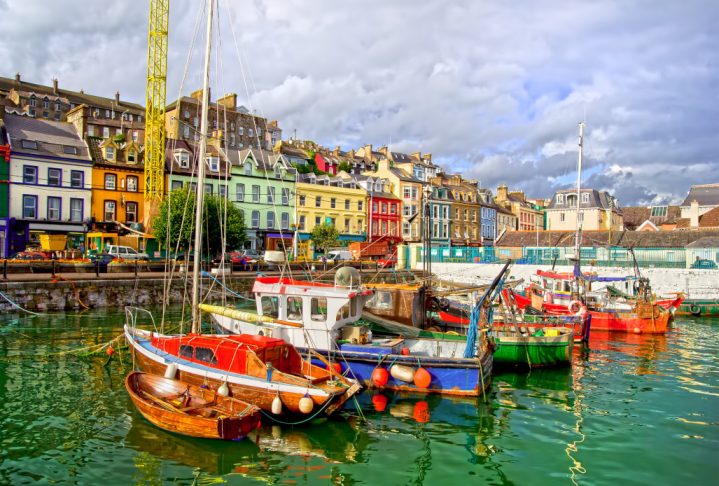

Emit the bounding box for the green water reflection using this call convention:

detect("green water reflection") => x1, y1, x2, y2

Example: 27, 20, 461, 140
0, 310, 717, 485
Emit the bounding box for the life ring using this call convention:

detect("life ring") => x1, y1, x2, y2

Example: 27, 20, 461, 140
568, 300, 582, 314
689, 305, 701, 316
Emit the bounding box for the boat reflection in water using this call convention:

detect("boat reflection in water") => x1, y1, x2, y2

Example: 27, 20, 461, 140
125, 409, 369, 483
588, 331, 669, 375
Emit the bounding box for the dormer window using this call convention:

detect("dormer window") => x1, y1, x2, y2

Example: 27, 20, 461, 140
55, 101, 61, 111
581, 193, 589, 204
557, 194, 565, 204
63, 146, 77, 155
175, 150, 190, 168
105, 147, 115, 161
29, 96, 37, 107
43, 98, 49, 109
21, 140, 38, 150
206, 156, 219, 172
127, 150, 137, 163
244, 161, 252, 175
274, 165, 282, 179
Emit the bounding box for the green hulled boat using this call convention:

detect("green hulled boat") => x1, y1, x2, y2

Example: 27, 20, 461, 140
676, 299, 719, 317
493, 327, 574, 368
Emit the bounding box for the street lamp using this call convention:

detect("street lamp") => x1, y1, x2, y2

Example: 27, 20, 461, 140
423, 185, 433, 287
82, 218, 91, 260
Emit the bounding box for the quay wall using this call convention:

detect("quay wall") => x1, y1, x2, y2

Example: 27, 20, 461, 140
0, 275, 258, 313
423, 263, 719, 299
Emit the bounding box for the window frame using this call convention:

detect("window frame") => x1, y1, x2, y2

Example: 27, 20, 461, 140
126, 176, 138, 192
22, 195, 38, 219
23, 165, 38, 184
47, 196, 61, 221
104, 173, 117, 190
69, 198, 83, 222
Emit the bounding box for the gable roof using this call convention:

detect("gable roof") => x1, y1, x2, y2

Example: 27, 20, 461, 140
547, 188, 619, 211
496, 229, 719, 249
680, 183, 719, 207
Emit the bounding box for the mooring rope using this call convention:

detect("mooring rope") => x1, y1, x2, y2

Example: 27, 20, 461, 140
0, 290, 45, 316
200, 271, 254, 302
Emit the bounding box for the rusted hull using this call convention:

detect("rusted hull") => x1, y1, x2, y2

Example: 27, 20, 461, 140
588, 309, 670, 334
125, 372, 261, 440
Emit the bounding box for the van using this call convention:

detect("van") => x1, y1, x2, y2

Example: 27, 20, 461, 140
326, 250, 352, 262
105, 245, 149, 261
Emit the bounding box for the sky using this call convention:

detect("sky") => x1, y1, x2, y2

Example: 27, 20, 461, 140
0, 0, 716, 207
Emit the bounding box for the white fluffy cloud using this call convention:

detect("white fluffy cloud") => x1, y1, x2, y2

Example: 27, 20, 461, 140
1, 0, 716, 205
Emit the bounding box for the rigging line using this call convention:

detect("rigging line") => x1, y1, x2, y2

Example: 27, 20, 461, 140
0, 290, 45, 316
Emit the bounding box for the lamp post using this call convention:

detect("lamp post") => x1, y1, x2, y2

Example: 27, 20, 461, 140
82, 219, 90, 260
423, 185, 433, 288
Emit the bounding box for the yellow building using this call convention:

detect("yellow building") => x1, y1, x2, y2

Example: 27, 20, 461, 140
87, 137, 146, 251
364, 158, 424, 243
296, 171, 366, 256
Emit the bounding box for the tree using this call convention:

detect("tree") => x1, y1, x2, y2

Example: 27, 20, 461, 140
310, 222, 339, 254
337, 161, 352, 173
152, 186, 246, 257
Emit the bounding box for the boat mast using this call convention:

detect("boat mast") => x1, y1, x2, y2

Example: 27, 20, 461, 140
574, 122, 584, 259
191, 0, 214, 332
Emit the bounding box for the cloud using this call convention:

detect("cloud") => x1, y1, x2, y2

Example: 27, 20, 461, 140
0, 0, 716, 206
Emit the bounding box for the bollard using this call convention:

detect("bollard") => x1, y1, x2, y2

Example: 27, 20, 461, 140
135, 261, 138, 276
3, 259, 6, 279
95, 260, 100, 277
51, 259, 56, 278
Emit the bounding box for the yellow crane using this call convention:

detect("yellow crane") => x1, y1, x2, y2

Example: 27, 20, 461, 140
143, 0, 170, 227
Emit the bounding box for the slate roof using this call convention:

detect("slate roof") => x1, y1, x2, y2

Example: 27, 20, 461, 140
623, 205, 682, 230
0, 75, 144, 113
86, 137, 144, 168
5, 113, 90, 161
685, 237, 719, 248
680, 183, 719, 207
496, 229, 719, 249
389, 167, 423, 183
547, 188, 619, 212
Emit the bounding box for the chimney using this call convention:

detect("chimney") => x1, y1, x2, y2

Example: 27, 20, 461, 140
363, 144, 373, 160
52, 78, 58, 94
333, 145, 341, 156
411, 151, 421, 161
690, 199, 700, 228
115, 91, 120, 104
14, 73, 20, 86
378, 146, 388, 156
217, 93, 237, 109
497, 184, 508, 201
189, 88, 210, 101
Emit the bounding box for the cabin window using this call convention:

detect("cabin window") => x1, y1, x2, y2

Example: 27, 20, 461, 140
179, 345, 194, 359
287, 297, 303, 321
261, 296, 279, 318
337, 302, 351, 321
310, 297, 328, 322
195, 347, 218, 365
367, 291, 393, 310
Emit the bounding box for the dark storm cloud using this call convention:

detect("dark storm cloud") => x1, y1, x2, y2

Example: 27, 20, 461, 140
1, 0, 716, 205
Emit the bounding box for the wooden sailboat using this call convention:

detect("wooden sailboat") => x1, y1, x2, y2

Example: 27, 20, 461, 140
125, 0, 361, 421
125, 372, 261, 440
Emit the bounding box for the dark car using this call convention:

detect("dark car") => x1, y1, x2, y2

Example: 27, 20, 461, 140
11, 251, 51, 260
89, 253, 117, 272
691, 258, 717, 269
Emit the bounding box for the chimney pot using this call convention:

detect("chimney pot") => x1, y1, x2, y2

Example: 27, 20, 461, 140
115, 91, 120, 103
15, 73, 20, 83
52, 78, 58, 94
690, 199, 700, 228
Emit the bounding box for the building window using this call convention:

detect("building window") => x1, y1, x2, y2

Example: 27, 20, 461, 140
177, 151, 190, 168
560, 213, 565, 222
127, 150, 137, 163
22, 195, 38, 219
132, 131, 139, 142
267, 211, 275, 229
104, 201, 116, 222
299, 195, 305, 206
206, 156, 219, 172
330, 198, 336, 209
219, 184, 227, 198
126, 202, 138, 223
204, 183, 212, 195
46, 197, 61, 220
69, 198, 83, 222
229, 133, 235, 146
70, 170, 84, 188
250, 210, 259, 228
244, 161, 252, 175
402, 222, 411, 237
248, 128, 253, 137
557, 194, 564, 204
171, 180, 183, 191
281, 212, 289, 230
315, 216, 321, 227
372, 220, 378, 235
103, 127, 110, 138
23, 166, 38, 184
315, 196, 321, 208
344, 218, 350, 232
252, 185, 260, 203
47, 168, 62, 187
87, 125, 95, 137
581, 193, 589, 204
299, 215, 305, 230
236, 183, 245, 201
104, 173, 117, 190
183, 125, 190, 138
267, 187, 275, 204
127, 176, 138, 192
105, 146, 115, 160
274, 165, 282, 179
282, 188, 290, 205
105, 109, 110, 118
29, 96, 37, 107
239, 127, 244, 135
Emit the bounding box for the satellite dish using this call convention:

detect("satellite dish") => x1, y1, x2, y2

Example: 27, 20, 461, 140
335, 266, 361, 288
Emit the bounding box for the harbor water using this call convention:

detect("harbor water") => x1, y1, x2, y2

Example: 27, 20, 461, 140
0, 309, 717, 485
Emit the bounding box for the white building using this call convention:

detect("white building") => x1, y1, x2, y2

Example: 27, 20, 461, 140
5, 114, 92, 249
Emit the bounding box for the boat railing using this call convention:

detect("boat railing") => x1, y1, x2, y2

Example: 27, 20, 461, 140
125, 306, 158, 332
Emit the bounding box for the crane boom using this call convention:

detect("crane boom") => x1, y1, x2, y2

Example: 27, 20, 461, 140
143, 0, 170, 224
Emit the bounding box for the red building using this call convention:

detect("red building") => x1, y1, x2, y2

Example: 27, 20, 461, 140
357, 176, 402, 243
314, 152, 337, 175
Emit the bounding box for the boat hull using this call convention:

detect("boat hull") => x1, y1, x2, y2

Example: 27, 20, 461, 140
125, 372, 261, 440
676, 299, 719, 317
588, 309, 670, 334
492, 331, 574, 368
125, 327, 360, 418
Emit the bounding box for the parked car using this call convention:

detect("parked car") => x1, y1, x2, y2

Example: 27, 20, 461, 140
691, 258, 717, 269
242, 249, 261, 260
377, 257, 397, 269
105, 245, 149, 261
326, 250, 352, 262
10, 251, 51, 260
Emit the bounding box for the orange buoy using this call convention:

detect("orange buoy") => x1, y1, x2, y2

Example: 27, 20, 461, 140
106, 346, 114, 356
372, 367, 389, 387
372, 394, 388, 412
413, 401, 430, 423
414, 367, 431, 389
401, 347, 410, 356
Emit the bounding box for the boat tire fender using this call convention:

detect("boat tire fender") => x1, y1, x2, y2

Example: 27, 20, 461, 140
568, 300, 582, 315
689, 305, 701, 316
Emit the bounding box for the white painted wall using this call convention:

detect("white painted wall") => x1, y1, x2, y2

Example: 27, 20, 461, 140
423, 262, 719, 299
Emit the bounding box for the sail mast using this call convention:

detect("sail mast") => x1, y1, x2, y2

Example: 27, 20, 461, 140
574, 121, 584, 259
191, 0, 214, 332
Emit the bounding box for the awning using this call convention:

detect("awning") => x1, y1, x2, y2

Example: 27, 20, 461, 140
30, 222, 85, 232
338, 234, 365, 242
267, 232, 293, 239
